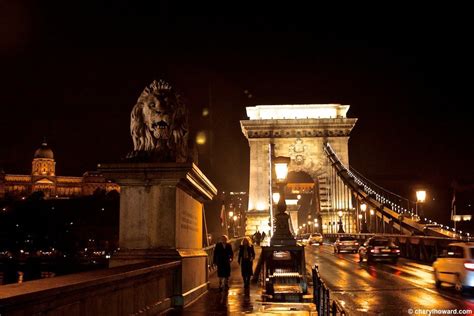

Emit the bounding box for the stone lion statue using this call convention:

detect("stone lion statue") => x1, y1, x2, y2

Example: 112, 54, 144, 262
126, 79, 189, 162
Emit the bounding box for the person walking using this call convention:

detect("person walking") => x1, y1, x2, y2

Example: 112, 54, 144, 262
254, 231, 262, 246
238, 236, 255, 288
213, 235, 234, 290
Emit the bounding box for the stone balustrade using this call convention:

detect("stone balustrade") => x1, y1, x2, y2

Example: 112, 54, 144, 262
0, 260, 181, 315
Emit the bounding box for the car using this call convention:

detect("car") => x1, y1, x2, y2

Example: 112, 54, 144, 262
358, 237, 400, 264
299, 233, 311, 245
308, 233, 323, 245
432, 242, 474, 293
334, 236, 359, 253
423, 223, 442, 231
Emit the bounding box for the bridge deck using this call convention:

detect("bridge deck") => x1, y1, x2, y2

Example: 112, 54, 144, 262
165, 245, 316, 315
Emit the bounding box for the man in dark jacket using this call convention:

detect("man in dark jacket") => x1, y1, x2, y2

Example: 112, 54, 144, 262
213, 235, 234, 290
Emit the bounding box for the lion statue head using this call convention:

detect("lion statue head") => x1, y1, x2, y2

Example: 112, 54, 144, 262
127, 79, 189, 162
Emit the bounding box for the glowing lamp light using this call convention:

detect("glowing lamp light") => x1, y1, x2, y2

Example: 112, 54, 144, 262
370, 209, 375, 215
228, 211, 234, 217
360, 203, 367, 212
233, 215, 238, 221
416, 190, 426, 203
196, 131, 207, 145
256, 202, 267, 211
297, 194, 301, 200
272, 192, 281, 204
338, 210, 343, 217
274, 156, 290, 181
358, 214, 363, 219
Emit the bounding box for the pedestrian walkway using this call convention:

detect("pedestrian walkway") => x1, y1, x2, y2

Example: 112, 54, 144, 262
165, 246, 316, 315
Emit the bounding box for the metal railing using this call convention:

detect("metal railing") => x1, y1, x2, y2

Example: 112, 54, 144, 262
312, 265, 346, 316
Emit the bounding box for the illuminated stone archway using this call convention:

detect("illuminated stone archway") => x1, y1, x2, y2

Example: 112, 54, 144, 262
240, 104, 358, 235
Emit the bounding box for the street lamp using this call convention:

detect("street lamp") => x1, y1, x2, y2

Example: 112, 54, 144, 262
272, 192, 280, 204
337, 210, 345, 233
416, 190, 426, 223
233, 215, 238, 237
270, 156, 295, 246
370, 209, 375, 232
360, 203, 369, 233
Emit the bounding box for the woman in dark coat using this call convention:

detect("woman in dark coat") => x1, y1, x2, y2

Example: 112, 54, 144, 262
213, 235, 234, 290
238, 236, 255, 288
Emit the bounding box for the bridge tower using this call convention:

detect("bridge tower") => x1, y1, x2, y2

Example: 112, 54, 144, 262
240, 104, 358, 235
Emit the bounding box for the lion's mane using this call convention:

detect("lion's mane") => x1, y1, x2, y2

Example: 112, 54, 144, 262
128, 80, 189, 162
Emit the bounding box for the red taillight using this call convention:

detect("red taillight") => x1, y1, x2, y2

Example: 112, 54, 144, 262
355, 242, 359, 245
464, 262, 474, 271
370, 249, 375, 253
392, 249, 400, 253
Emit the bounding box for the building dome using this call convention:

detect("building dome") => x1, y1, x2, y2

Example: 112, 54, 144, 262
34, 142, 54, 159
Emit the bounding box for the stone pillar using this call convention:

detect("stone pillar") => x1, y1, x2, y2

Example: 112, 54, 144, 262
98, 162, 217, 307
246, 139, 270, 235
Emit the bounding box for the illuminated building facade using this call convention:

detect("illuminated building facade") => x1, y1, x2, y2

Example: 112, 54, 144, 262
222, 191, 248, 237
0, 141, 119, 199
240, 104, 358, 235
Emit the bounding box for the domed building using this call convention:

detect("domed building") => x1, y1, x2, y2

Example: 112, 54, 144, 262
0, 140, 119, 199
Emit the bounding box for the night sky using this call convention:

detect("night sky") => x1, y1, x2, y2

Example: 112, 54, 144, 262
1, 2, 473, 225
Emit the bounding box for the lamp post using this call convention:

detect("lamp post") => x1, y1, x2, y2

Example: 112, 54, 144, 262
270, 156, 295, 246
233, 215, 238, 237
337, 210, 345, 233
360, 203, 369, 233
416, 190, 426, 223
369, 209, 375, 232
228, 211, 234, 236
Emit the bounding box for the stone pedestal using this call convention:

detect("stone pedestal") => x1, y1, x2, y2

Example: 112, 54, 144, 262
245, 210, 271, 236
98, 162, 217, 307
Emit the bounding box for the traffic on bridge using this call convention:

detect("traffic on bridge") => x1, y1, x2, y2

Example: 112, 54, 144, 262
305, 240, 474, 315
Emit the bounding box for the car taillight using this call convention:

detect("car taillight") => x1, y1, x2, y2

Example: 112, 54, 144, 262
464, 262, 474, 271
355, 242, 359, 245
337, 242, 341, 245
370, 249, 375, 253
392, 249, 400, 253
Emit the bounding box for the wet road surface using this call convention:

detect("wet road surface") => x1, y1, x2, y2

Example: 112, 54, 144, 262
306, 244, 474, 315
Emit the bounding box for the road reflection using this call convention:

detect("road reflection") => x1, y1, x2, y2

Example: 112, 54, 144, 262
306, 244, 474, 315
